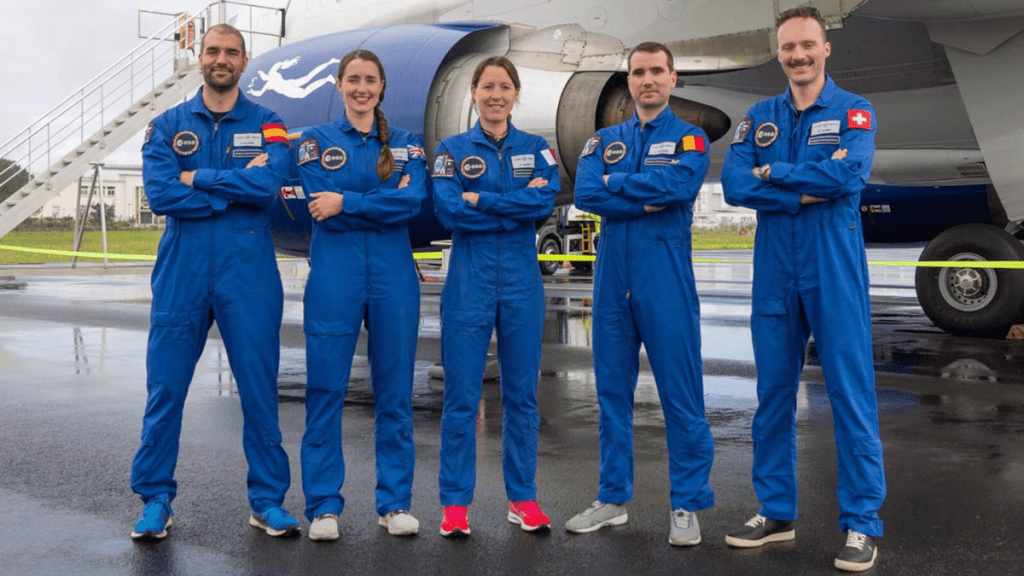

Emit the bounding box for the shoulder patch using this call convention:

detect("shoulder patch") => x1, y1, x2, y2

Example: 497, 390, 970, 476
172, 130, 200, 156
460, 155, 487, 179
754, 122, 779, 148
320, 147, 348, 170
678, 135, 707, 153
408, 144, 425, 159
297, 138, 320, 166
540, 148, 558, 167
433, 152, 454, 178
603, 141, 627, 164
731, 119, 751, 145
847, 109, 872, 130
143, 122, 155, 149
580, 135, 601, 158
262, 123, 289, 145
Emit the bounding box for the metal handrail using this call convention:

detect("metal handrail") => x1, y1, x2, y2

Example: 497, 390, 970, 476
0, 1, 286, 195
0, 10, 197, 191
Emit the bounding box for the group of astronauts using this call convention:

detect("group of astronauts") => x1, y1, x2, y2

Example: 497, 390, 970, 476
129, 5, 885, 573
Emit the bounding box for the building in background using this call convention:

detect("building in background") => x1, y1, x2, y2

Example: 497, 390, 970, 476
32, 168, 161, 226
693, 183, 756, 229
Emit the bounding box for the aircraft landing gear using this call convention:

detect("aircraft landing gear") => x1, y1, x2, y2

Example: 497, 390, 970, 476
915, 223, 1024, 338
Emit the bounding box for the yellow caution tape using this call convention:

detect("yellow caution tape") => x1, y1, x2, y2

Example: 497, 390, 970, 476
0, 245, 156, 261
5, 244, 1024, 268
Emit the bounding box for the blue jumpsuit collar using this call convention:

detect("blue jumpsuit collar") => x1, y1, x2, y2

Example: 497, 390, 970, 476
467, 119, 521, 149
336, 109, 380, 139
782, 75, 838, 113
187, 86, 255, 122
628, 105, 676, 132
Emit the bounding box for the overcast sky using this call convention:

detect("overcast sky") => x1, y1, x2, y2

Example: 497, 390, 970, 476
1, 0, 287, 172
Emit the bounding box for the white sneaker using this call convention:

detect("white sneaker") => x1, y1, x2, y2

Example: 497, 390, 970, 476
378, 510, 419, 536
309, 514, 339, 541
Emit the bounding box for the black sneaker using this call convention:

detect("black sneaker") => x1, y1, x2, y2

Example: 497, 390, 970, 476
724, 514, 795, 548
835, 530, 878, 572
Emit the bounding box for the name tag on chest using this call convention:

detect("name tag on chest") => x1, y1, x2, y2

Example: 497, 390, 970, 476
648, 141, 676, 156
233, 132, 262, 148
391, 147, 409, 162
810, 120, 840, 136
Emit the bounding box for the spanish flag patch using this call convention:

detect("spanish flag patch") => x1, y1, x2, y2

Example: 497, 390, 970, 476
262, 123, 289, 145
680, 135, 706, 153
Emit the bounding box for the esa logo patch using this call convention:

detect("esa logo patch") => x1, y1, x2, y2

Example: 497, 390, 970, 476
172, 130, 200, 156
297, 138, 320, 166
754, 122, 779, 148
731, 119, 752, 145
603, 141, 627, 164
433, 152, 454, 178
460, 155, 487, 179
320, 147, 348, 170
580, 135, 601, 158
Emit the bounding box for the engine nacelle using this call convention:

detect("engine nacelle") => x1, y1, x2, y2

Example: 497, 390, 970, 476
241, 22, 733, 256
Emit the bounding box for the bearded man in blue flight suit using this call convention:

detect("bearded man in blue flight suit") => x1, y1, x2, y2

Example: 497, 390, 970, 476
129, 24, 299, 542
720, 7, 886, 573
564, 42, 715, 547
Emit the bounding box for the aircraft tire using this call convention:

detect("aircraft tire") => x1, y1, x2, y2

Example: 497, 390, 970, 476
914, 223, 1024, 338
538, 235, 562, 276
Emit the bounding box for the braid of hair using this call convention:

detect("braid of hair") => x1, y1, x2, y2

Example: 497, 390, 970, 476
375, 106, 395, 181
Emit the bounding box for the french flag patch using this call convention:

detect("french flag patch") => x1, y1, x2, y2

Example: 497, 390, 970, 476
540, 148, 558, 167
847, 109, 872, 130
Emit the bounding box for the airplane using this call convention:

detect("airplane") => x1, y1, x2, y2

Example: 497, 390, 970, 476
238, 0, 1024, 339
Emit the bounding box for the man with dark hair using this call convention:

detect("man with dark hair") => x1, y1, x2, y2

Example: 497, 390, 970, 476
129, 23, 300, 541
721, 7, 885, 572
565, 42, 715, 545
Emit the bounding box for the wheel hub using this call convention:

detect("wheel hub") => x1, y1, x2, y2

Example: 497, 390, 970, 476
938, 254, 996, 312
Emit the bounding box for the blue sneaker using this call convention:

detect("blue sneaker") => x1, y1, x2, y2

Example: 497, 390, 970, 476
249, 506, 300, 537
131, 497, 173, 542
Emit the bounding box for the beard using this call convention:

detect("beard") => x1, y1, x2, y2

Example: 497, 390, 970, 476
203, 67, 240, 93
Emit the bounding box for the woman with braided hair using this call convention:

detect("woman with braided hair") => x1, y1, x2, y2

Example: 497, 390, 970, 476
296, 49, 428, 541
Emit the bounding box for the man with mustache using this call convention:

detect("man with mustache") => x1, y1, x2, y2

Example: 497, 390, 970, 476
129, 23, 299, 541
720, 6, 885, 572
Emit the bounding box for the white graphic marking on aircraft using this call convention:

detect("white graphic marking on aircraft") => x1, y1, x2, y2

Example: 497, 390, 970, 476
247, 56, 342, 99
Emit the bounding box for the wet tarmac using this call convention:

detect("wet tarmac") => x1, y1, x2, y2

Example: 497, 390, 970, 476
2, 247, 1023, 575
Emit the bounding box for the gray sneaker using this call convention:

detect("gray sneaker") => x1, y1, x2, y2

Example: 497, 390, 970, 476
565, 500, 628, 533
668, 509, 701, 546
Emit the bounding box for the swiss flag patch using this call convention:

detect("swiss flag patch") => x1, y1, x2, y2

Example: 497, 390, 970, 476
847, 109, 872, 130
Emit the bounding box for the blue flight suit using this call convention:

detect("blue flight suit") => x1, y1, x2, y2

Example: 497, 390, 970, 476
721, 76, 886, 536
432, 121, 558, 505
297, 113, 427, 521
131, 88, 291, 514
574, 106, 715, 512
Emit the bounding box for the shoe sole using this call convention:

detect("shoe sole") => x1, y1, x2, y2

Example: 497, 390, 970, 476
507, 512, 551, 532
565, 512, 628, 534
378, 516, 419, 536
249, 515, 300, 538
439, 526, 470, 537
835, 548, 878, 572
131, 517, 172, 541
669, 533, 702, 546
725, 529, 795, 548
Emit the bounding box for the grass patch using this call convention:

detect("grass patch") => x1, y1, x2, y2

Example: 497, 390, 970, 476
692, 228, 755, 250
0, 230, 163, 264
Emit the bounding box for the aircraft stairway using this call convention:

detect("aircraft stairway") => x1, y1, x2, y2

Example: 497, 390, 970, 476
0, 0, 288, 242
0, 9, 210, 240
0, 67, 202, 239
